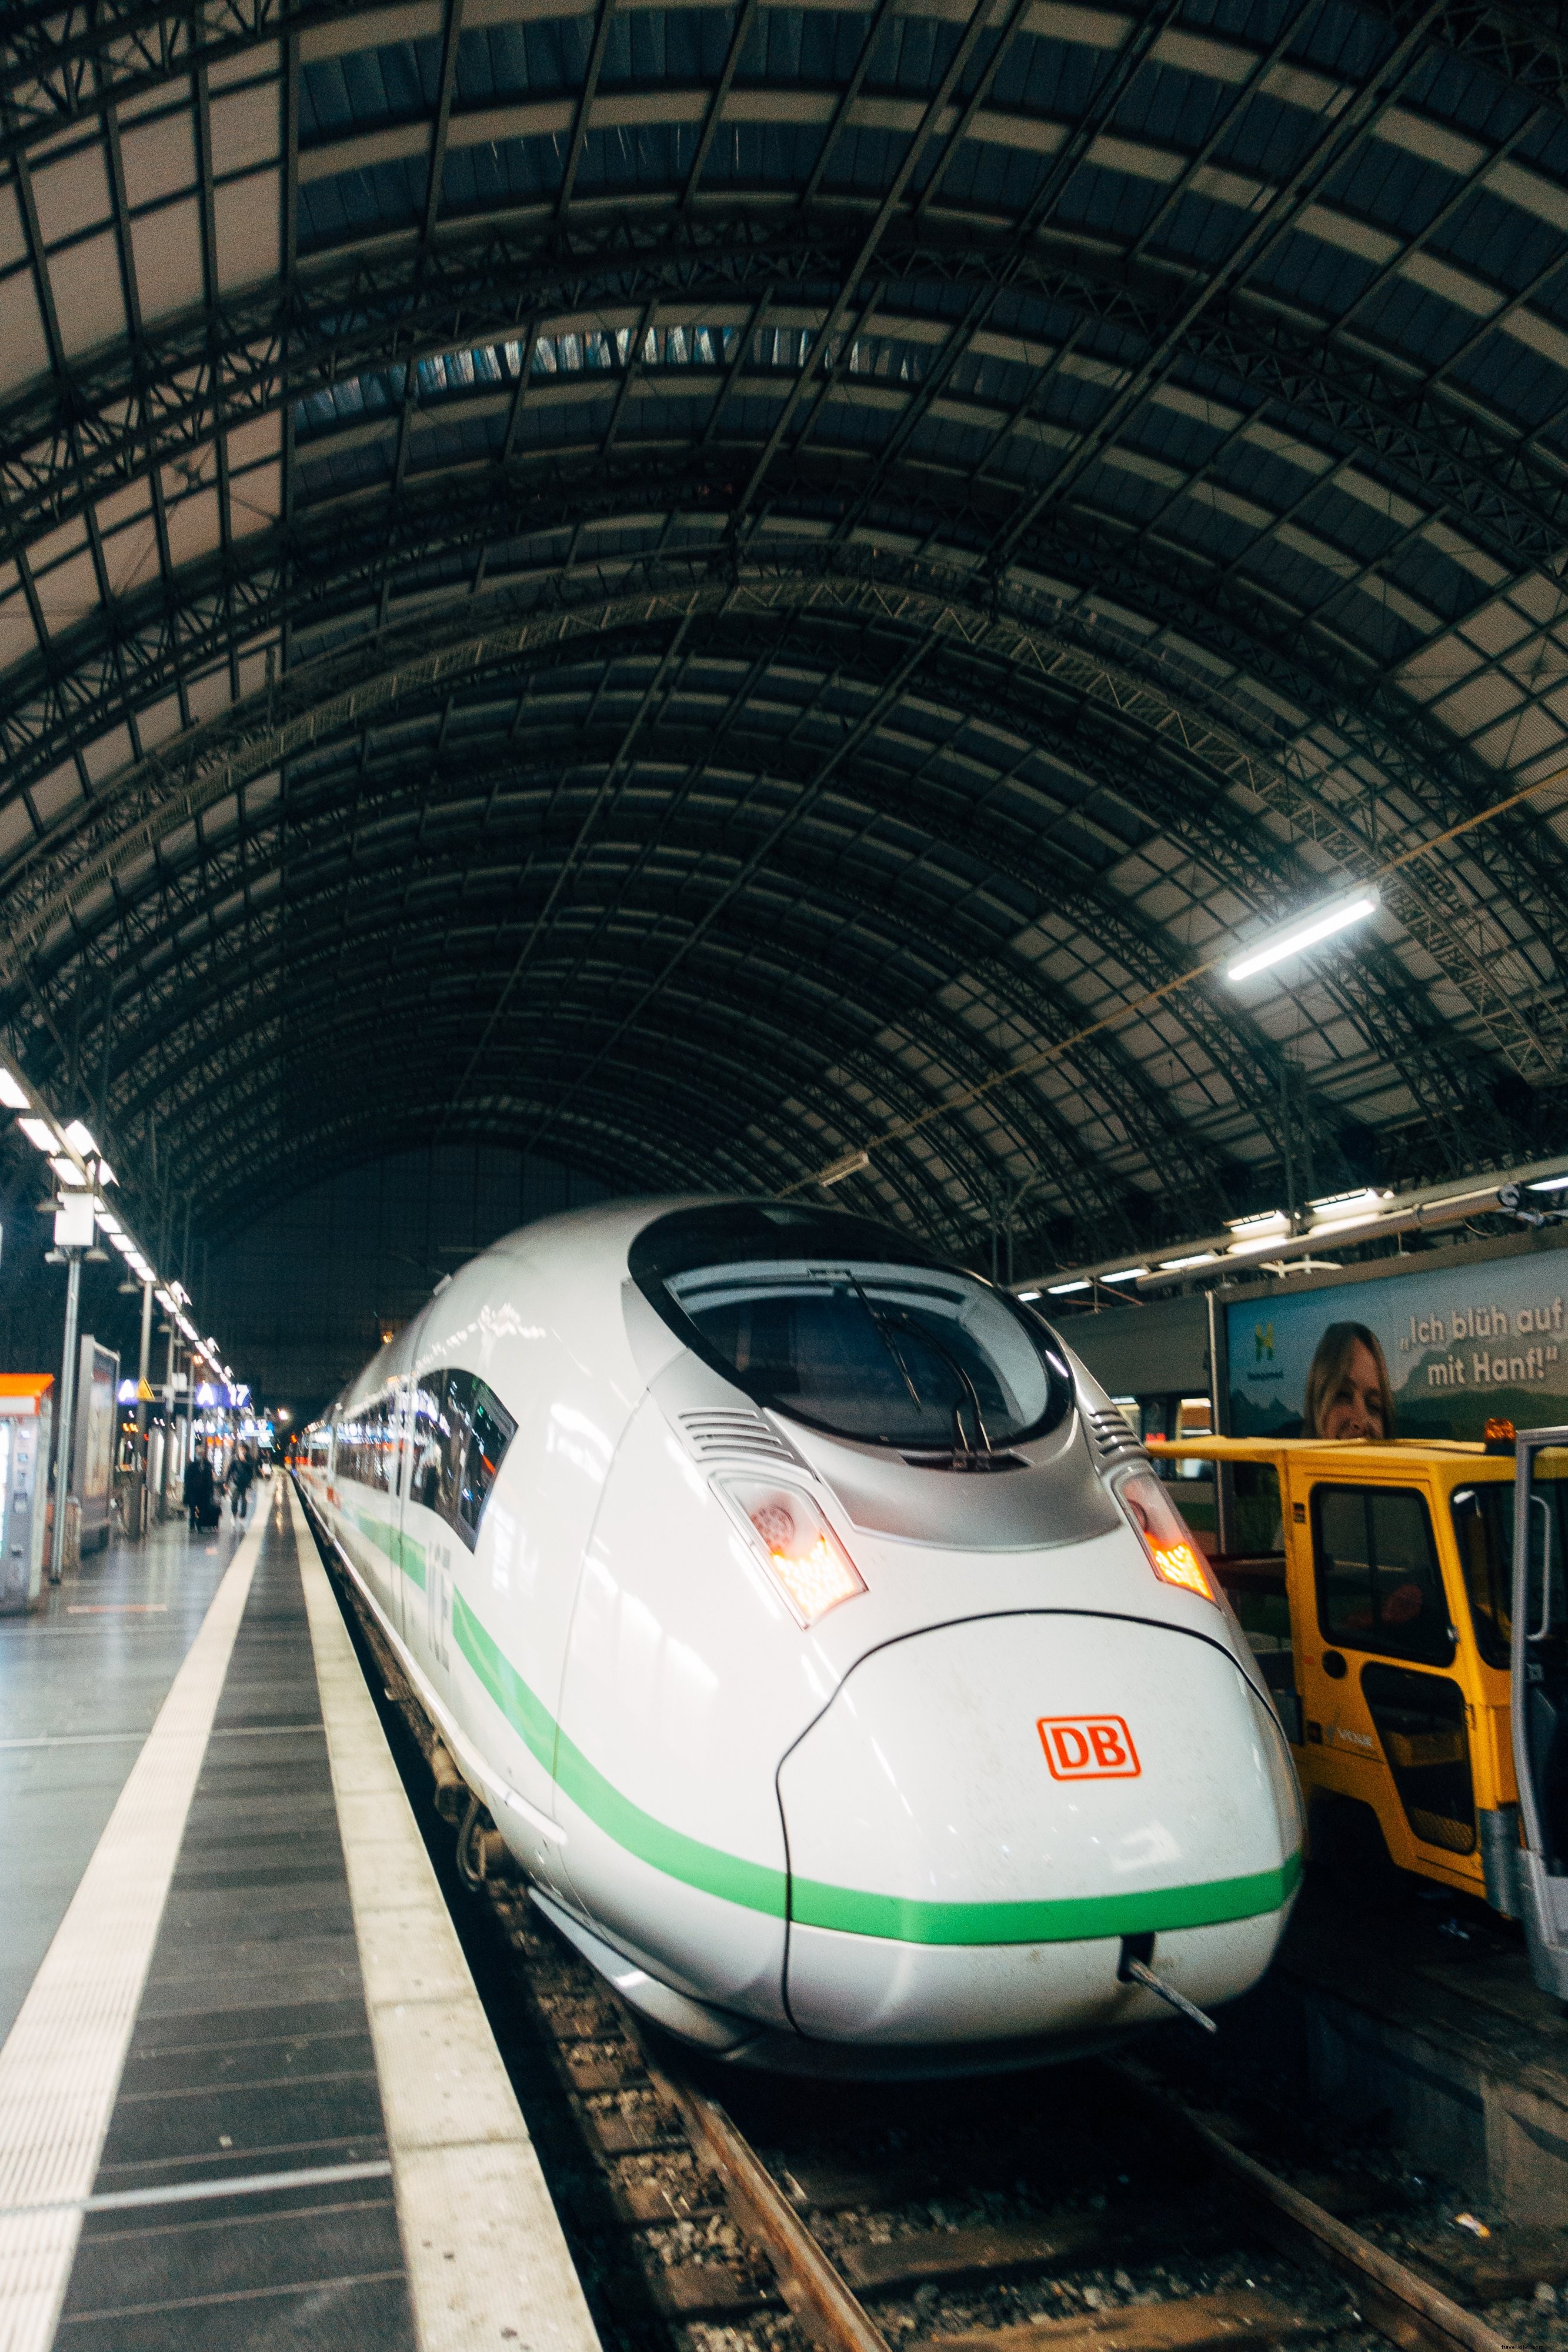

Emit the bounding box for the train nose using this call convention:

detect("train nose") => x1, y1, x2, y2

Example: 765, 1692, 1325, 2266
778, 1612, 1299, 2050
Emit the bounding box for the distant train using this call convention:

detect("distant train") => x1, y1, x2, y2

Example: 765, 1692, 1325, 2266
298, 1197, 1302, 2075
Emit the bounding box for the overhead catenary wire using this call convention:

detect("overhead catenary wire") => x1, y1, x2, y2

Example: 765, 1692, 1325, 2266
783, 758, 1568, 1198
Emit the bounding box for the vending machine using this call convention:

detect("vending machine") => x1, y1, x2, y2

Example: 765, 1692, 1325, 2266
0, 1376, 54, 1613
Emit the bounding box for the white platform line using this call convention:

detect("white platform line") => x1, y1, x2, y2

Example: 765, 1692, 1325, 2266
288, 1483, 602, 2352
0, 2157, 393, 2223
0, 1505, 268, 2352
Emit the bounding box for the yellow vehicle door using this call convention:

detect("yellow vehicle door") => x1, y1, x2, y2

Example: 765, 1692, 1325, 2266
1290, 1466, 1480, 1876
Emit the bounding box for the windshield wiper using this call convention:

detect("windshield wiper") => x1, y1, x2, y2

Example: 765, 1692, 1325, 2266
811, 1267, 992, 1461
811, 1267, 923, 1410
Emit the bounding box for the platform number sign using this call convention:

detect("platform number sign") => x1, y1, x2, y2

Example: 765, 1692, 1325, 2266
1037, 1715, 1140, 1780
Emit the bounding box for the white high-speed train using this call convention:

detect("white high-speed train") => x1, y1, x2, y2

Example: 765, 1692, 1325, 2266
298, 1197, 1302, 2075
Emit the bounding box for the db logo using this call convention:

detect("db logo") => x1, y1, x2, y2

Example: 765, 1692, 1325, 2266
1037, 1715, 1140, 1780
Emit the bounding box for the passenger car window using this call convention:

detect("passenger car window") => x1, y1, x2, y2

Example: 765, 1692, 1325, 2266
1313, 1485, 1454, 1666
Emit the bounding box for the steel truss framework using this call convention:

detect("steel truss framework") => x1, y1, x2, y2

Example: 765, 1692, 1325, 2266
1, 0, 1566, 1276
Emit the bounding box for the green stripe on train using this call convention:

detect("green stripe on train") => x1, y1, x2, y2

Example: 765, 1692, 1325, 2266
451, 1590, 1302, 1946
350, 1508, 427, 1589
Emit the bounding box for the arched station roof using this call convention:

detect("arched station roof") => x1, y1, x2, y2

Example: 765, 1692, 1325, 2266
2, 0, 1566, 1270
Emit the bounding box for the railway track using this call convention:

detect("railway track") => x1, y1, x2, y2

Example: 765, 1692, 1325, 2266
308, 1510, 1546, 2352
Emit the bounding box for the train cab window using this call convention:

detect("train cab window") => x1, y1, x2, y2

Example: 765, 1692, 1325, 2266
409, 1368, 518, 1551
1313, 1485, 1454, 1667
411, 1383, 452, 1516
632, 1202, 1072, 1454
453, 1373, 516, 1546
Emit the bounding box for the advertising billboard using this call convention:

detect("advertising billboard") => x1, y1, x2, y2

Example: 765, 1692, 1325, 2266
1226, 1245, 1568, 1444
73, 1335, 120, 1551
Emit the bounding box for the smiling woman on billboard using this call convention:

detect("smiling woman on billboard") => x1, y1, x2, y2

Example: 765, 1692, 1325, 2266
1302, 1324, 1397, 1442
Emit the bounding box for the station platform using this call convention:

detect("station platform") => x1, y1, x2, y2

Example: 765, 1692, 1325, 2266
0, 1479, 600, 2352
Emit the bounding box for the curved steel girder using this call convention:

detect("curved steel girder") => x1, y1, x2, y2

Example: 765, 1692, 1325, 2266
4, 542, 1557, 1156
19, 672, 1326, 1213
166, 968, 1039, 1249
102, 854, 1158, 1246
0, 2, 355, 158
6, 0, 1568, 174
5, 193, 1568, 605
105, 819, 1170, 1250
8, 558, 1539, 1199
195, 1083, 721, 1245
6, 449, 1565, 1079
46, 731, 1451, 1277
29, 553, 1539, 1173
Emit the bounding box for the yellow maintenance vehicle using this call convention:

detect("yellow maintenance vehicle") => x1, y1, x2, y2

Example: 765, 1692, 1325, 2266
1147, 1424, 1568, 1996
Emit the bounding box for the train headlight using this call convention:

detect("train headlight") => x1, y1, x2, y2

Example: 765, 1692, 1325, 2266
720, 1478, 866, 1627
1115, 1469, 1218, 1604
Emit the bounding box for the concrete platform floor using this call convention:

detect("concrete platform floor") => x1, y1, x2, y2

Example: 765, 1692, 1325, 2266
0, 1485, 262, 2044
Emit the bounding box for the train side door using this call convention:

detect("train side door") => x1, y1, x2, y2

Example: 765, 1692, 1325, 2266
1292, 1470, 1481, 1885
387, 1377, 412, 1643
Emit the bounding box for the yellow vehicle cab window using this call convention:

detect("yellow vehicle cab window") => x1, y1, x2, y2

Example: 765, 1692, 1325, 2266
1312, 1484, 1454, 1667
1360, 1662, 1475, 1856
1450, 1487, 1513, 1670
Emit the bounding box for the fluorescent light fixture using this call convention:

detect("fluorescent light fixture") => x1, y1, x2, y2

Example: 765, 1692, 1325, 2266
1159, 1252, 1220, 1271
64, 1119, 99, 1159
1226, 1208, 1288, 1234
1100, 1265, 1150, 1282
819, 1147, 870, 1187
1309, 1186, 1388, 1220
1016, 1289, 1041, 1301
1226, 890, 1379, 984
110, 1231, 136, 1256
51, 1156, 89, 1187
1529, 1175, 1568, 1193
1048, 1278, 1092, 1295
18, 1116, 58, 1153
0, 1069, 28, 1112
96, 1207, 122, 1235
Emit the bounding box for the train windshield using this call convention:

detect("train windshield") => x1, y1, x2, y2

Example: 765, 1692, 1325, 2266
632, 1203, 1072, 1452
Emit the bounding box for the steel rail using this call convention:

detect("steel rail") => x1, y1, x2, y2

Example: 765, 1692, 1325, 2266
1112, 2066, 1517, 2352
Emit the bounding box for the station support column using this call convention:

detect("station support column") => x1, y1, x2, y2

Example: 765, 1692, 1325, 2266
160, 1325, 178, 1521
134, 1276, 154, 1537
49, 1243, 83, 1584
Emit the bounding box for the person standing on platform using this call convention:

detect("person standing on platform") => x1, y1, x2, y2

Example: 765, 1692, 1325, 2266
229, 1447, 256, 1523
184, 1445, 215, 1532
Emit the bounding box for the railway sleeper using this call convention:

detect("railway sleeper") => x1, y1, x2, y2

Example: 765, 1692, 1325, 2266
837, 2211, 1233, 2297
913, 2288, 1333, 2352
